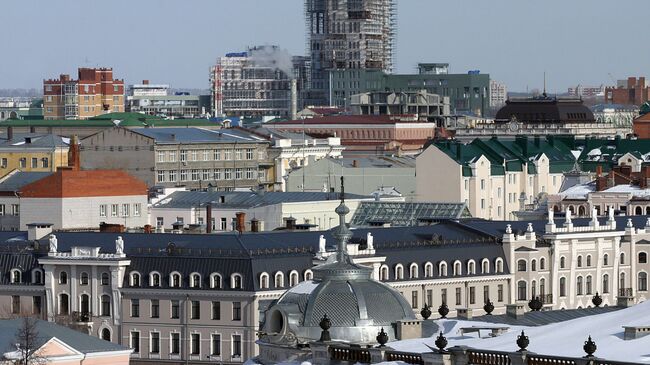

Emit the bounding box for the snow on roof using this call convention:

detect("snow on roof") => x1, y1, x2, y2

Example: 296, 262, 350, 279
602, 184, 650, 198
559, 181, 595, 199
389, 301, 650, 363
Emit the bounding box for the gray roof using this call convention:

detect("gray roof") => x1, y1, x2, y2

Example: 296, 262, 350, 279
333, 156, 416, 168
0, 171, 52, 192
467, 306, 622, 327
351, 201, 471, 227
0, 318, 128, 355
153, 190, 370, 209
0, 134, 68, 149
131, 127, 267, 144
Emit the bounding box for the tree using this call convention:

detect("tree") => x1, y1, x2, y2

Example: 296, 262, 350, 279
12, 316, 46, 365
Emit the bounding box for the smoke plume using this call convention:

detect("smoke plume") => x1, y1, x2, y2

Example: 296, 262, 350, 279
248, 45, 295, 78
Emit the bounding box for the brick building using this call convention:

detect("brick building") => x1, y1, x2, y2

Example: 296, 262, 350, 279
43, 68, 125, 120
605, 77, 650, 106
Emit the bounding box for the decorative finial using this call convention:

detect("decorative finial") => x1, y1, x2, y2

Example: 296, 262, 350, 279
376, 328, 389, 347
527, 223, 533, 233
583, 335, 597, 358
505, 224, 512, 234
340, 176, 345, 203
627, 218, 633, 228
517, 330, 529, 352
319, 314, 331, 342
548, 209, 554, 224
434, 332, 448, 353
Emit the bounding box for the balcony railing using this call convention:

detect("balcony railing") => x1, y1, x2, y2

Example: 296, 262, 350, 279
619, 288, 633, 297
72, 311, 92, 323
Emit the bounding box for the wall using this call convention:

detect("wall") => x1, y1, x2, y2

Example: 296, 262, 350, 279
415, 145, 462, 204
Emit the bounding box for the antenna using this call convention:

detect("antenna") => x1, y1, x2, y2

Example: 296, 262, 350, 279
543, 71, 547, 97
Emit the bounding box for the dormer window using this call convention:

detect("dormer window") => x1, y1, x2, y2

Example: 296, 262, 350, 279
11, 269, 21, 284
150, 272, 161, 287
210, 273, 222, 289
190, 273, 201, 288
130, 272, 141, 287
171, 272, 181, 288
231, 274, 242, 290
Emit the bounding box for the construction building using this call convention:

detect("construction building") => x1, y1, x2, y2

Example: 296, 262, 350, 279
305, 0, 397, 106
209, 46, 309, 118
43, 68, 124, 120
349, 90, 450, 122
126, 80, 211, 118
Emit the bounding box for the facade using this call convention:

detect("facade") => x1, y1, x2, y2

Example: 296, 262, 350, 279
605, 77, 650, 105
0, 214, 649, 364
305, 0, 396, 105
43, 68, 125, 120
489, 80, 507, 108
80, 127, 275, 190
127, 80, 211, 118
349, 90, 450, 121
285, 156, 416, 198
0, 133, 69, 178
210, 47, 308, 118
417, 137, 575, 220
633, 111, 650, 138
567, 84, 605, 98
328, 66, 490, 116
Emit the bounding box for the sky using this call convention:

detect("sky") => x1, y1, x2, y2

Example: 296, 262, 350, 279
1, 0, 649, 92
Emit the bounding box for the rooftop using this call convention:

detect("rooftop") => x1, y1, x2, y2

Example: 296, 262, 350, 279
131, 127, 266, 144
0, 171, 53, 193
350, 201, 470, 227
0, 133, 68, 149
19, 169, 148, 198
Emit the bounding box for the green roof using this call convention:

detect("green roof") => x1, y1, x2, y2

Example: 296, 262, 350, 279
0, 112, 220, 128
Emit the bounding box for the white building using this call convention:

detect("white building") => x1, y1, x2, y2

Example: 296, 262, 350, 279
489, 80, 507, 108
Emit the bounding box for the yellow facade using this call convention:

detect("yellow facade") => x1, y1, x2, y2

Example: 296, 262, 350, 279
0, 148, 69, 178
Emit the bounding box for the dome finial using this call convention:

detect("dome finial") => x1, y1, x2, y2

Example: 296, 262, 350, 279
340, 176, 345, 203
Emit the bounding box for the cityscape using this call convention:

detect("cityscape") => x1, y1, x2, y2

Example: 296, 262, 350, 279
1, 1, 650, 365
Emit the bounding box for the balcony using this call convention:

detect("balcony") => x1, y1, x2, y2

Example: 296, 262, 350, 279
619, 288, 633, 297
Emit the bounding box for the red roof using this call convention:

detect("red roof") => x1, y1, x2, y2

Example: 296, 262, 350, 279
272, 115, 421, 126
306, 107, 344, 115
20, 169, 148, 198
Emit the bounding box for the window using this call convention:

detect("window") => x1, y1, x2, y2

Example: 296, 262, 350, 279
517, 281, 527, 300
245, 168, 255, 180
211, 334, 221, 356
191, 273, 201, 288
151, 273, 161, 287
304, 270, 313, 281
577, 256, 583, 268
540, 258, 546, 270
0, 158, 6, 168
483, 285, 490, 303
11, 204, 19, 216
576, 276, 583, 296
131, 332, 140, 353
639, 252, 648, 264
411, 291, 418, 309
232, 302, 241, 321
481, 259, 489, 274
191, 150, 198, 161
517, 260, 527, 272
246, 148, 254, 160
586, 276, 593, 295
157, 151, 165, 163
133, 203, 141, 217
171, 333, 180, 354
32, 270, 42, 284
169, 170, 177, 182
455, 288, 461, 305
380, 266, 389, 281
59, 293, 69, 315
235, 149, 243, 160
150, 332, 160, 354
289, 271, 299, 287
531, 259, 536, 271
424, 262, 433, 277
180, 170, 188, 181
469, 286, 476, 304
203, 150, 210, 161
11, 295, 20, 314
224, 150, 232, 160
169, 151, 176, 162
191, 169, 200, 181
409, 264, 418, 279
212, 301, 221, 320
0, 204, 4, 216
19, 158, 26, 168
131, 299, 140, 317
586, 255, 592, 267
560, 256, 566, 269
232, 335, 242, 357
157, 170, 166, 183
211, 274, 222, 289
180, 150, 187, 162
11, 270, 21, 284
31, 157, 37, 168
620, 253, 625, 265
131, 272, 141, 287
101, 328, 111, 342
171, 273, 181, 288
235, 168, 243, 179
151, 299, 159, 318
191, 333, 201, 355
59, 271, 68, 284
639, 272, 648, 291
99, 204, 107, 217
100, 295, 111, 317
395, 265, 404, 280
231, 274, 242, 289
498, 284, 504, 302
603, 274, 610, 294
111, 204, 118, 217
32, 296, 41, 315
453, 261, 462, 276
467, 261, 476, 275
440, 289, 447, 305
480, 179, 485, 190
603, 254, 609, 266
171, 300, 180, 319
78, 272, 88, 285
214, 150, 221, 160
496, 258, 504, 273
439, 262, 448, 276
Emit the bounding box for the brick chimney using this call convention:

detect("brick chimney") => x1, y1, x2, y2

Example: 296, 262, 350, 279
68, 135, 80, 171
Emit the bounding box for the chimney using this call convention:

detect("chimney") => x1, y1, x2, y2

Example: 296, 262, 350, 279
596, 165, 603, 177
285, 216, 296, 230
7, 126, 13, 141
596, 176, 607, 192
30, 126, 36, 133
143, 79, 149, 85
27, 223, 53, 241
206, 203, 212, 234
68, 135, 80, 171
143, 225, 153, 234
290, 79, 298, 120
251, 218, 262, 233
235, 212, 246, 233
352, 159, 358, 168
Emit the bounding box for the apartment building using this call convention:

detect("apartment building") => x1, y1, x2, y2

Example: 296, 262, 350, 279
43, 68, 125, 120
0, 132, 69, 178
80, 127, 274, 190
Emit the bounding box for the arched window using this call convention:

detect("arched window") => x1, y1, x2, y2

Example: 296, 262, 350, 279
620, 252, 625, 265
531, 259, 537, 272
190, 273, 201, 288
517, 259, 527, 272
130, 272, 141, 287
603, 254, 609, 266
560, 277, 567, 297
59, 271, 68, 285
101, 295, 111, 316
409, 263, 418, 279
101, 328, 111, 342
259, 273, 269, 289
531, 280, 537, 297
150, 272, 161, 287
453, 261, 462, 276
620, 272, 626, 290
274, 272, 284, 288
395, 264, 404, 280
577, 256, 583, 268
80, 294, 90, 316
304, 270, 313, 281
424, 262, 433, 277
586, 275, 592, 295
540, 258, 546, 270
32, 270, 43, 284
59, 293, 69, 315
380, 265, 389, 281
560, 257, 566, 269
586, 255, 592, 267
517, 281, 527, 301
439, 261, 448, 276
639, 252, 648, 264
289, 271, 299, 287
10, 269, 21, 284
101, 272, 110, 286
540, 278, 546, 296
603, 274, 609, 294
576, 276, 583, 295
231, 273, 242, 289
467, 260, 476, 275
80, 272, 89, 285
495, 258, 504, 273
636, 206, 643, 215
211, 273, 222, 289
647, 206, 650, 215
170, 272, 181, 288
481, 259, 490, 274
639, 272, 648, 292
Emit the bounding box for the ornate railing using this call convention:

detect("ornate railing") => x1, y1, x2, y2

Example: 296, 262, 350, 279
539, 294, 553, 304
527, 354, 576, 365
467, 349, 512, 365
385, 350, 423, 365
329, 345, 371, 363
619, 288, 633, 297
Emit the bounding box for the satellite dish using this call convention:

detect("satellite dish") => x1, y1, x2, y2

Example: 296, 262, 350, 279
112, 119, 122, 126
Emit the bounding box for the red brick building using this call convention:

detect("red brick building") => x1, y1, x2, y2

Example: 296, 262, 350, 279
605, 77, 650, 106
43, 68, 125, 120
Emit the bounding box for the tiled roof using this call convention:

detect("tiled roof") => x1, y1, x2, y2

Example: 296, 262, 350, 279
19, 169, 148, 198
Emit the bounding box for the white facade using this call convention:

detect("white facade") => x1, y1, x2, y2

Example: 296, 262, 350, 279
489, 80, 507, 108
271, 137, 343, 191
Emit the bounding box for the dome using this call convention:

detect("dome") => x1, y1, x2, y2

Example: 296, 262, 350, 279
495, 97, 595, 123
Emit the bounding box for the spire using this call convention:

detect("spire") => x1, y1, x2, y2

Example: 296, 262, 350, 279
333, 176, 351, 262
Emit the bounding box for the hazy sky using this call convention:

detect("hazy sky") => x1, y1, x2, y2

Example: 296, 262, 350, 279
1, 0, 649, 92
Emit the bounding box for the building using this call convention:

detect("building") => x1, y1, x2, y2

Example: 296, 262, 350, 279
80, 126, 275, 190
0, 132, 69, 178
210, 47, 308, 118
0, 98, 42, 121
417, 136, 576, 220
150, 190, 381, 232
285, 156, 416, 198
567, 84, 605, 98
265, 115, 436, 154
126, 80, 211, 118
328, 66, 490, 116
349, 201, 470, 227
605, 77, 650, 106
349, 90, 450, 121
43, 68, 125, 120
489, 80, 507, 108
0, 171, 52, 230
633, 111, 650, 138
0, 319, 131, 364
305, 0, 396, 105
592, 103, 638, 129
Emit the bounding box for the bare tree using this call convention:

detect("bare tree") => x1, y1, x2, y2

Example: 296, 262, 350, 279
12, 316, 46, 365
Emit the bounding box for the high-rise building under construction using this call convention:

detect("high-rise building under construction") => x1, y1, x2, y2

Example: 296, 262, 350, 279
305, 0, 396, 106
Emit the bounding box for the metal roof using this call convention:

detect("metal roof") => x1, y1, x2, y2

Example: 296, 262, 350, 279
0, 133, 68, 149
0, 171, 52, 192
131, 127, 266, 144
468, 306, 622, 327
350, 201, 471, 227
